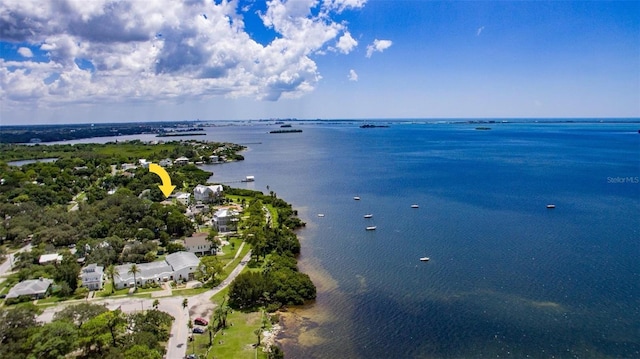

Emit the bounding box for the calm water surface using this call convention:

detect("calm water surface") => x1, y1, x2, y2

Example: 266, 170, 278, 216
54, 121, 640, 358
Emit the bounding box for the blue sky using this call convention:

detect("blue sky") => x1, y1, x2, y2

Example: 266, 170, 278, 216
0, 0, 638, 125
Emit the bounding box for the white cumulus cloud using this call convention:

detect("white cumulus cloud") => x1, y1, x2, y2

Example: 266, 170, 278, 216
17, 47, 33, 58
348, 69, 358, 81
0, 0, 369, 109
365, 39, 392, 58
336, 32, 358, 54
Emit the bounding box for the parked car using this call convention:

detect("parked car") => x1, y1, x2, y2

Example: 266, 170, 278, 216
194, 317, 208, 326
185, 354, 198, 359
192, 327, 205, 334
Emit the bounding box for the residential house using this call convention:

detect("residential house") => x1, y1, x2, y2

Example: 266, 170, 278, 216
159, 158, 173, 167
80, 263, 104, 290
165, 251, 200, 282
213, 208, 239, 232
193, 184, 224, 204
113, 251, 200, 289
176, 193, 191, 206
6, 278, 53, 299
174, 156, 190, 165
184, 232, 216, 256
39, 253, 62, 265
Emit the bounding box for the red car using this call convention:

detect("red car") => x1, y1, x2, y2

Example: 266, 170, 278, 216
194, 318, 208, 326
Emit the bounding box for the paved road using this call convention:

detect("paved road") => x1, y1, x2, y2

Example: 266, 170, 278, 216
0, 244, 32, 285
37, 251, 252, 359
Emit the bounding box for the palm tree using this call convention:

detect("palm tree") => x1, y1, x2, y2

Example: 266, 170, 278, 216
105, 264, 118, 294
254, 328, 262, 346
182, 298, 188, 310
208, 322, 214, 347
128, 264, 141, 290
152, 299, 160, 310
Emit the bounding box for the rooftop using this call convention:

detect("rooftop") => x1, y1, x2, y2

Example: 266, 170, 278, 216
6, 278, 54, 298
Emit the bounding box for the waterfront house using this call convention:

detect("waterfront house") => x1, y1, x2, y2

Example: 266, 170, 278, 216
80, 263, 104, 290
6, 278, 53, 300
174, 156, 190, 165
193, 184, 224, 203
213, 208, 239, 232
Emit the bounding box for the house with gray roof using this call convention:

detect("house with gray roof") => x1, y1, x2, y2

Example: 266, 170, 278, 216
113, 251, 200, 289
165, 251, 200, 282
6, 278, 53, 299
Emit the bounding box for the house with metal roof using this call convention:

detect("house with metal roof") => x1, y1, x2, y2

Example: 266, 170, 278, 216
112, 251, 200, 289
6, 278, 53, 299
165, 251, 200, 282
80, 263, 104, 290
39, 253, 62, 265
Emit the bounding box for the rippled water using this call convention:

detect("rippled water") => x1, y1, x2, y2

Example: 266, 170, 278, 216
201, 121, 639, 358
52, 120, 640, 358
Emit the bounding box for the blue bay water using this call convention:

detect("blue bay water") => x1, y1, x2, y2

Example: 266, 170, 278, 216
198, 121, 639, 359
51, 120, 640, 358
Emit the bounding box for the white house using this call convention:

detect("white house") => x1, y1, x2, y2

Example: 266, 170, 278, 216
113, 251, 200, 289
39, 253, 62, 265
176, 193, 191, 206
213, 208, 239, 232
184, 232, 216, 256
80, 263, 104, 290
174, 156, 190, 165
193, 184, 224, 203
165, 252, 200, 282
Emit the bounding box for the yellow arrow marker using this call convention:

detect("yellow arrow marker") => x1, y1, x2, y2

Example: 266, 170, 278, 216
149, 163, 176, 198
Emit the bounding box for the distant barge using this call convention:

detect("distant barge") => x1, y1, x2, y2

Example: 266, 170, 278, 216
157, 132, 206, 137
269, 129, 303, 134
360, 124, 390, 128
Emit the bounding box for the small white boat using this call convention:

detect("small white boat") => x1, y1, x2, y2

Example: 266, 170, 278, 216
411, 204, 419, 208
354, 196, 361, 200
546, 204, 556, 209
317, 214, 325, 217
420, 257, 430, 262
364, 214, 373, 218
366, 226, 377, 230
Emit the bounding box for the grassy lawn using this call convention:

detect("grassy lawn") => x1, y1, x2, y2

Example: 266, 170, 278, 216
188, 297, 269, 359
172, 287, 207, 297
96, 283, 130, 297
35, 296, 67, 304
